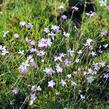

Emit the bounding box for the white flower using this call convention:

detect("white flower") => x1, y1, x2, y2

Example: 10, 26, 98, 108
18, 50, 24, 55
71, 81, 77, 86
84, 38, 93, 49
60, 80, 66, 87
90, 51, 96, 56
48, 80, 55, 88
77, 50, 82, 55
29, 100, 34, 106
80, 94, 85, 99
86, 11, 96, 17
54, 55, 62, 62
87, 68, 93, 74
87, 76, 94, 83
19, 21, 26, 27
63, 32, 70, 38
37, 86, 42, 91
31, 85, 37, 91
86, 38, 93, 45
71, 6, 79, 11
58, 5, 64, 10
67, 74, 71, 78
99, 0, 107, 6
103, 44, 108, 48
13, 33, 19, 38
99, 62, 106, 67
55, 64, 63, 73
104, 73, 109, 79
43, 67, 54, 76
75, 59, 80, 63
3, 31, 9, 37
44, 28, 49, 33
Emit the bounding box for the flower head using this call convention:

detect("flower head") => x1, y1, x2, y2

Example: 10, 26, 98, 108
48, 80, 55, 88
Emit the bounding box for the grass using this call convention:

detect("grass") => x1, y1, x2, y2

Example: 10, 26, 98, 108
0, 0, 109, 109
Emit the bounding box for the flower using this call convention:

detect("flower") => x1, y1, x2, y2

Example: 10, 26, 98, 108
29, 93, 37, 105
71, 6, 79, 11
38, 38, 52, 48
12, 88, 19, 94
26, 23, 33, 29
84, 38, 93, 49
104, 73, 109, 79
30, 48, 37, 53
60, 80, 66, 86
55, 64, 63, 73
80, 94, 85, 99
107, 4, 109, 9
54, 55, 63, 62
0, 45, 9, 56
86, 11, 96, 17
37, 50, 46, 56
103, 44, 108, 48
19, 21, 26, 27
64, 58, 71, 66
61, 15, 67, 20
43, 67, 54, 76
67, 49, 74, 56
77, 50, 82, 55
18, 50, 24, 55
87, 76, 94, 83
75, 59, 80, 63
90, 51, 97, 56
19, 61, 30, 73
63, 32, 70, 38
48, 80, 55, 88
101, 31, 108, 36
3, 31, 9, 37
51, 25, 60, 33
31, 85, 37, 91
58, 5, 64, 11
67, 74, 71, 78
37, 86, 42, 91
99, 0, 107, 6
44, 28, 49, 33
87, 68, 93, 74
30, 40, 36, 46
30, 93, 37, 101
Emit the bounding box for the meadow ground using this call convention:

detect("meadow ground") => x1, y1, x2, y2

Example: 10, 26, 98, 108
0, 0, 109, 109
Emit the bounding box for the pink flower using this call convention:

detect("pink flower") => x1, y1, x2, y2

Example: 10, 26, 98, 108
61, 15, 67, 20
38, 38, 52, 48
107, 4, 109, 9
48, 80, 55, 88
37, 50, 46, 56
